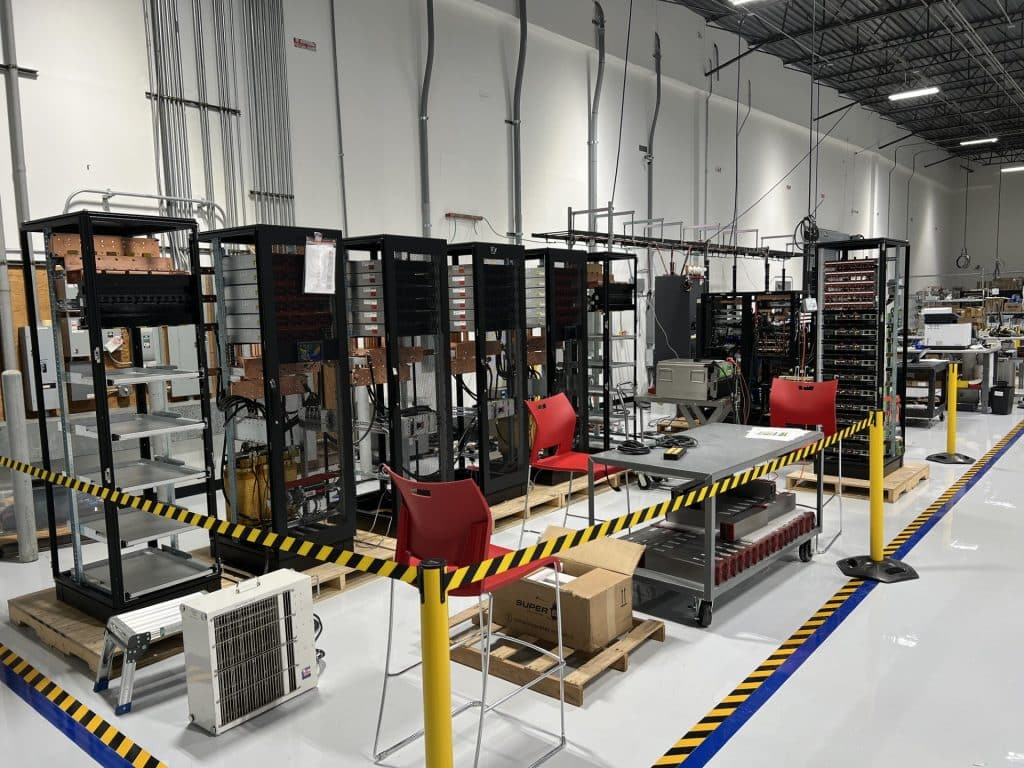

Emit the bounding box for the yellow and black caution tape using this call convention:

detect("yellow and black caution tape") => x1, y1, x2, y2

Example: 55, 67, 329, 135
0, 456, 419, 586
0, 642, 167, 768
651, 418, 1024, 766
446, 417, 872, 591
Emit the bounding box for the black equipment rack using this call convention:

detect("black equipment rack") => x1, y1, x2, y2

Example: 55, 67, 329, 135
343, 235, 453, 513
522, 248, 589, 448
205, 225, 357, 572
20, 212, 220, 620
697, 290, 804, 423
816, 238, 909, 478
447, 242, 529, 504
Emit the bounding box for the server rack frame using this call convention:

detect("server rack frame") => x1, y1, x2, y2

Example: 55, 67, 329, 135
447, 242, 529, 504
204, 225, 357, 572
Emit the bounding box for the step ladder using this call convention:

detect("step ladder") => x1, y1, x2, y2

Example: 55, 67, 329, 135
93, 594, 197, 714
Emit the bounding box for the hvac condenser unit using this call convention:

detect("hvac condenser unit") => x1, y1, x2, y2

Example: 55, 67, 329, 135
180, 569, 318, 735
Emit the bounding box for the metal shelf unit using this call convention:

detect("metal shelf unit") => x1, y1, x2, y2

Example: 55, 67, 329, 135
815, 238, 909, 478
447, 242, 529, 504
204, 225, 357, 572
20, 211, 219, 621
343, 234, 453, 514
586, 252, 638, 451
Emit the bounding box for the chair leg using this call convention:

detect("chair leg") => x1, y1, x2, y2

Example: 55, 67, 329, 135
473, 593, 494, 768
372, 580, 397, 760
561, 474, 573, 528
553, 565, 566, 748
518, 468, 534, 549
624, 472, 632, 533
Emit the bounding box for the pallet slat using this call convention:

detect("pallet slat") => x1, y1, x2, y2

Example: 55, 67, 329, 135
489, 472, 626, 530
784, 461, 930, 503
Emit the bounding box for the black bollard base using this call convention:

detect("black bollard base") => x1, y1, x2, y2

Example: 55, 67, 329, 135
926, 451, 975, 465
837, 555, 919, 583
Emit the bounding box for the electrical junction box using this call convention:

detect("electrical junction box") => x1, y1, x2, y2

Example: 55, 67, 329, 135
655, 359, 735, 400
167, 324, 200, 397
19, 326, 59, 410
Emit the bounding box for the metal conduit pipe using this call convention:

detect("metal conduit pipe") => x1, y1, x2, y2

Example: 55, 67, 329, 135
885, 141, 928, 237
275, 1, 295, 225
703, 44, 718, 225
142, 0, 165, 213
646, 32, 660, 269
329, 0, 350, 233
213, 0, 238, 225
63, 189, 226, 227
227, 0, 246, 224
259, 0, 276, 225
419, 0, 435, 237
192, 0, 216, 206
588, 2, 605, 237
511, 0, 527, 245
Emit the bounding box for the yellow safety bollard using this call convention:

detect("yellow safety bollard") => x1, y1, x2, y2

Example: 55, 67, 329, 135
419, 560, 454, 768
838, 409, 919, 583
869, 409, 884, 564
926, 361, 975, 464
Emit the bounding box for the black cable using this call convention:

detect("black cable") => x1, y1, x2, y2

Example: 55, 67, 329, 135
655, 434, 698, 449
313, 613, 325, 663
616, 438, 651, 455
609, 0, 634, 206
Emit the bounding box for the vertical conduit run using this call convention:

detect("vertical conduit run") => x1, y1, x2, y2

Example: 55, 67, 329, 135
703, 43, 718, 226
419, 0, 435, 238
0, 0, 23, 370
192, 0, 216, 208
646, 32, 661, 274
588, 2, 605, 236
329, 0, 350, 234
511, 0, 527, 245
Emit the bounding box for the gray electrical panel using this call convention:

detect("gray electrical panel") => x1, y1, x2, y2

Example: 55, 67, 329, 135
19, 326, 59, 410
166, 325, 200, 397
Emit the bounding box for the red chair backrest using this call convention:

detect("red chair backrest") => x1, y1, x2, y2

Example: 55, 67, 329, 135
525, 393, 578, 464
770, 378, 838, 437
383, 465, 492, 568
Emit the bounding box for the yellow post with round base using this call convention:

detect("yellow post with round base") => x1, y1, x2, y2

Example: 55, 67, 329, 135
419, 560, 454, 768
926, 362, 975, 464
838, 410, 919, 583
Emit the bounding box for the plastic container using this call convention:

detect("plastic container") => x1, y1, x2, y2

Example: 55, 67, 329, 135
990, 384, 1015, 415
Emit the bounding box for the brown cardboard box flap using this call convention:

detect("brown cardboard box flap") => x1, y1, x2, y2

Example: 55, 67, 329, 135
540, 526, 643, 577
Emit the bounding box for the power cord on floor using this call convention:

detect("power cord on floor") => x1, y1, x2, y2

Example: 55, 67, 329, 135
313, 613, 326, 669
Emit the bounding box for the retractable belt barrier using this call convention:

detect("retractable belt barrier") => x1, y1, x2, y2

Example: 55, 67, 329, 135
0, 416, 870, 593
0, 455, 420, 585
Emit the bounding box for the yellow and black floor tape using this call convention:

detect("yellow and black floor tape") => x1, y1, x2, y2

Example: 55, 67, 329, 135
652, 419, 1024, 767
0, 642, 166, 768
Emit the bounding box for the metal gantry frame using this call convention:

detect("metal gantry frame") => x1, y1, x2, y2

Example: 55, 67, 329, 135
20, 211, 220, 620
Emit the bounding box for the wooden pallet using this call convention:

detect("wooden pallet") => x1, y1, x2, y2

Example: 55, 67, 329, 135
784, 461, 930, 503
8, 589, 184, 677
0, 525, 73, 560
448, 607, 665, 707
489, 472, 626, 529
192, 533, 398, 601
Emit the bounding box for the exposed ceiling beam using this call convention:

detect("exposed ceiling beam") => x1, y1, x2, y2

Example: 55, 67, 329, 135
781, 9, 1021, 67
749, 3, 922, 47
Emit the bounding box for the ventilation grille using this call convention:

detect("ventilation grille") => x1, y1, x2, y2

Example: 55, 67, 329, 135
212, 592, 297, 726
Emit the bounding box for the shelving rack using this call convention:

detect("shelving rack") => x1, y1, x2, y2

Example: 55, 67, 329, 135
815, 238, 909, 479
586, 252, 638, 451
522, 248, 589, 443
20, 212, 220, 620
447, 242, 529, 503
204, 225, 356, 572
342, 235, 453, 514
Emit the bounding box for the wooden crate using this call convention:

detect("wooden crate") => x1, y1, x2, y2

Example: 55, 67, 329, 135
784, 461, 930, 503
488, 472, 625, 530
8, 589, 184, 676
449, 607, 665, 707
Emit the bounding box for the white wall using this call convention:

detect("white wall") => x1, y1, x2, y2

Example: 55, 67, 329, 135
951, 164, 1024, 288
0, 0, 963, 292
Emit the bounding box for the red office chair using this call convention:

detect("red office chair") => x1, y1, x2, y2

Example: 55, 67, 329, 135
518, 393, 630, 547
770, 378, 843, 553
374, 466, 566, 768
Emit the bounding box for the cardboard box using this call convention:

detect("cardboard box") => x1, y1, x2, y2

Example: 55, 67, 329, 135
491, 526, 643, 653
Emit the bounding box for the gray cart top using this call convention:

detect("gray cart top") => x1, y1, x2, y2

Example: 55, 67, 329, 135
590, 422, 822, 483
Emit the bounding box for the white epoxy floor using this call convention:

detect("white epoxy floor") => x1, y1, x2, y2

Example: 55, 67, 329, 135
0, 408, 1020, 767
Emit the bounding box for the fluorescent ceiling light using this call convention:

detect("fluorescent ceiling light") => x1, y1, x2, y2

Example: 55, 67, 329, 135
888, 86, 940, 101
730, 0, 761, 5
1002, 165, 1024, 174
959, 137, 998, 146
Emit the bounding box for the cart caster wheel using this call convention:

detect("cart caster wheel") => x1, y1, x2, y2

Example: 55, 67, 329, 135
696, 601, 713, 628
637, 473, 651, 490
799, 541, 813, 562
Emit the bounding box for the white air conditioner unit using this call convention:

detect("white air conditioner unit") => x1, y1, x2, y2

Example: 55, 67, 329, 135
180, 569, 318, 735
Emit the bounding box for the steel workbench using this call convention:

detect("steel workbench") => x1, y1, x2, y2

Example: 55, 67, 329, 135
587, 423, 824, 626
